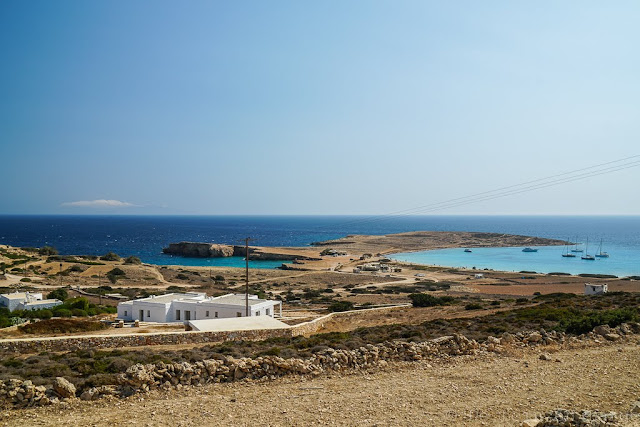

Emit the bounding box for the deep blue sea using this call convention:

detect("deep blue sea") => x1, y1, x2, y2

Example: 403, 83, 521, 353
0, 215, 638, 274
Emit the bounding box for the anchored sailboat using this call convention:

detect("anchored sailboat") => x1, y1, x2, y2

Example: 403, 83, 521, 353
595, 239, 610, 258
562, 238, 576, 258
581, 238, 595, 260
571, 236, 583, 253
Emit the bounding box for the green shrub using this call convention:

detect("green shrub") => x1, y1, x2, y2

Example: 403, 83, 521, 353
100, 252, 120, 262
107, 268, 125, 276
20, 278, 32, 282
67, 297, 90, 311
106, 267, 126, 284
560, 308, 638, 335
409, 293, 455, 307
2, 358, 23, 368
71, 308, 88, 317
53, 308, 72, 318
37, 310, 53, 319
328, 301, 354, 312
68, 265, 84, 272
47, 288, 68, 301
176, 273, 189, 280
465, 303, 483, 310
38, 246, 58, 256
124, 256, 141, 265
18, 318, 109, 334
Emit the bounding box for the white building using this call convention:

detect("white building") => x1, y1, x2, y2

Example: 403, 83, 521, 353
0, 292, 62, 311
117, 292, 282, 323
584, 283, 608, 295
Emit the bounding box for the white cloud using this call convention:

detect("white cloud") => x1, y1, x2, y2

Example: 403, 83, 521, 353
61, 199, 137, 208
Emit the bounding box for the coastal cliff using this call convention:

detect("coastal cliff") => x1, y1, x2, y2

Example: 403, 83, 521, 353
163, 242, 235, 258
162, 242, 320, 261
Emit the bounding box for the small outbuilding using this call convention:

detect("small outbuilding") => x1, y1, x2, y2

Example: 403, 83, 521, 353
584, 283, 608, 295
0, 292, 62, 311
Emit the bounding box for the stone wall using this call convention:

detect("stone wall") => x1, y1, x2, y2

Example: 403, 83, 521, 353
0, 305, 409, 353
0, 328, 293, 354
1, 323, 639, 409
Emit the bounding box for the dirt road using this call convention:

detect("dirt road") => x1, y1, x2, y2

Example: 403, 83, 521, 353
3, 341, 639, 426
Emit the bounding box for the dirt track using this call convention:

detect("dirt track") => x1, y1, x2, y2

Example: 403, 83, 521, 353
3, 341, 639, 426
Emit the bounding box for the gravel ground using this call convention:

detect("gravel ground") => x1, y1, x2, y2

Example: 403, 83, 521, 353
2, 340, 639, 426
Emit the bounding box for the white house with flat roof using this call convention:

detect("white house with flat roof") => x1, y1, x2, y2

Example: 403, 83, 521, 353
117, 292, 282, 323
584, 283, 608, 295
0, 292, 62, 312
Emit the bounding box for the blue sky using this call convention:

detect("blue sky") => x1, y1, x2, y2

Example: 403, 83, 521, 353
0, 1, 638, 215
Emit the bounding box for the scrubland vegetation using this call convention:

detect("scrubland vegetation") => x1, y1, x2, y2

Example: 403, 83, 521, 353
1, 292, 637, 391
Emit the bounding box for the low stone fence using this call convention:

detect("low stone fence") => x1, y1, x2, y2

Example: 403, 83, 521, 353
0, 328, 293, 354
1, 322, 639, 409
0, 304, 410, 353
290, 304, 411, 337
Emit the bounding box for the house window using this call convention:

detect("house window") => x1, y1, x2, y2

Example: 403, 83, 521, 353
215, 312, 218, 318
176, 310, 180, 320
266, 308, 270, 316
206, 311, 209, 317
236, 312, 241, 317
256, 311, 260, 316
124, 310, 128, 316
147, 310, 150, 317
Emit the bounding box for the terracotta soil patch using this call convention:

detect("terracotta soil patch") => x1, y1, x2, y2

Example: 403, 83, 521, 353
3, 342, 639, 426
469, 280, 640, 296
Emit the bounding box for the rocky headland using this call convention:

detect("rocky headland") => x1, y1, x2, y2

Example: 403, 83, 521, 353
162, 242, 320, 261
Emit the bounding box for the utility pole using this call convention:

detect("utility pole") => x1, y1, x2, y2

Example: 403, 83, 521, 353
244, 237, 251, 317
59, 263, 63, 288
98, 274, 102, 305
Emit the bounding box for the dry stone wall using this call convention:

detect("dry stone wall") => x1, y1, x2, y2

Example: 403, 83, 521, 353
0, 328, 293, 353
0, 305, 408, 354
1, 322, 639, 410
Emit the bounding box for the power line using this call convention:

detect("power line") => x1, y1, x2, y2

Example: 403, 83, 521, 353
318, 155, 640, 230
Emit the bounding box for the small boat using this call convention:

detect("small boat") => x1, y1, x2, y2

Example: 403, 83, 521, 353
595, 238, 609, 258
464, 249, 472, 253
581, 238, 596, 260
522, 247, 538, 252
562, 239, 576, 258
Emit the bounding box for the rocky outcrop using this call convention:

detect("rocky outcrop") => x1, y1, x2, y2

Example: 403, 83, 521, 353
162, 241, 320, 261
52, 377, 76, 399
163, 242, 235, 258
521, 408, 625, 426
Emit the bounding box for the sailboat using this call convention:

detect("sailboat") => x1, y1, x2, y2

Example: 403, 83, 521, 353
581, 238, 595, 260
562, 238, 576, 258
571, 236, 583, 252
595, 238, 610, 258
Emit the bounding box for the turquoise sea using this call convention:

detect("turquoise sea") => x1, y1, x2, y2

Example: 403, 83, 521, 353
0, 215, 638, 274
390, 244, 639, 277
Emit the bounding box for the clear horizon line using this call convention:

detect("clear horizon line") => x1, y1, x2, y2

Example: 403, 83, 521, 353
0, 213, 639, 217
